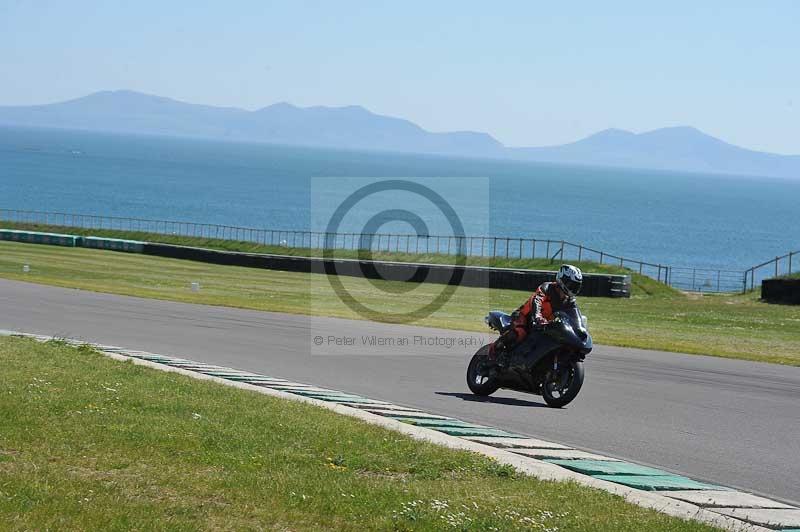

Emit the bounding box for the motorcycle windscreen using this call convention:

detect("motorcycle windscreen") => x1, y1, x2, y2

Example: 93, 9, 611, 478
554, 308, 592, 354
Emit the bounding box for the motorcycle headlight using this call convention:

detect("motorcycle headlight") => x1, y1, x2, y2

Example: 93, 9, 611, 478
581, 314, 588, 328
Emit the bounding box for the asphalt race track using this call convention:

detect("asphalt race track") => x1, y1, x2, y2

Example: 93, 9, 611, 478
2, 278, 798, 505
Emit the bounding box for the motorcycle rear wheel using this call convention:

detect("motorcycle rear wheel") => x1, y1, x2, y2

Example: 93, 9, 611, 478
542, 360, 584, 408
466, 345, 500, 396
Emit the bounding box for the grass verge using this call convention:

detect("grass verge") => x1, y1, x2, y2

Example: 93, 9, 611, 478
1, 241, 798, 365
0, 336, 719, 531
0, 221, 674, 297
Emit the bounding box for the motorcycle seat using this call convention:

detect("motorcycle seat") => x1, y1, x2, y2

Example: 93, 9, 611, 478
485, 310, 513, 332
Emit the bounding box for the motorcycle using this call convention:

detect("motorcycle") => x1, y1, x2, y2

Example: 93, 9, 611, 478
466, 307, 592, 407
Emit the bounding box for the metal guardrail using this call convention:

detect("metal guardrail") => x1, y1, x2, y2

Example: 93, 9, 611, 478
743, 250, 799, 291
666, 267, 747, 293
0, 208, 795, 293
0, 208, 672, 281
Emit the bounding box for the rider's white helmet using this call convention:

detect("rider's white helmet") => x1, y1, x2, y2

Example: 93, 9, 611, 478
556, 264, 583, 297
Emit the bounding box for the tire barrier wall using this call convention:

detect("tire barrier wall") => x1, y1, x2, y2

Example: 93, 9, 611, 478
1, 230, 145, 253
0, 229, 79, 247
761, 278, 800, 304
82, 236, 145, 253
1, 230, 630, 297
142, 243, 631, 298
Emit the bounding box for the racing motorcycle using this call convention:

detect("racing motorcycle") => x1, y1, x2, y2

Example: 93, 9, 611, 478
466, 307, 592, 407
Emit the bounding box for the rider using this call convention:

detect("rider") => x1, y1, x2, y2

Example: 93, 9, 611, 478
488, 264, 583, 361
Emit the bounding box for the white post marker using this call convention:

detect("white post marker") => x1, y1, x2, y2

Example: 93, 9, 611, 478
190, 281, 200, 292
22, 264, 30, 273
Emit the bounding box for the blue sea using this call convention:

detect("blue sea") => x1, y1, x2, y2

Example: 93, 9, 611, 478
1, 125, 798, 271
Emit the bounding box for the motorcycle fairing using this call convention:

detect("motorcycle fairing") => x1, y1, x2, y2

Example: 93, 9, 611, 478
507, 330, 559, 372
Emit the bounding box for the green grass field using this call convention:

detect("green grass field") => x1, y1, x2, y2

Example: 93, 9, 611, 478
0, 336, 719, 531
1, 240, 799, 365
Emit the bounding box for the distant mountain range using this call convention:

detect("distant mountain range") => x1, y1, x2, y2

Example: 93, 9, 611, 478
1, 90, 798, 178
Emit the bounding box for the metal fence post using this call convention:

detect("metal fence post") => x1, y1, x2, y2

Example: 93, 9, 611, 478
775, 257, 779, 278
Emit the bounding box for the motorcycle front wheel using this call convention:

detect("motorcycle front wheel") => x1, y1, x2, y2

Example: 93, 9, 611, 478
542, 360, 584, 408
466, 345, 500, 396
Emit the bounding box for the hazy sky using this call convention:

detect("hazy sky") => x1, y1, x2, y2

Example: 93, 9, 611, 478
1, 1, 798, 153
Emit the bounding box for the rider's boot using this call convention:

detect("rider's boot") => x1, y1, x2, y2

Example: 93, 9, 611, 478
488, 330, 516, 363
488, 340, 513, 368
487, 341, 499, 361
